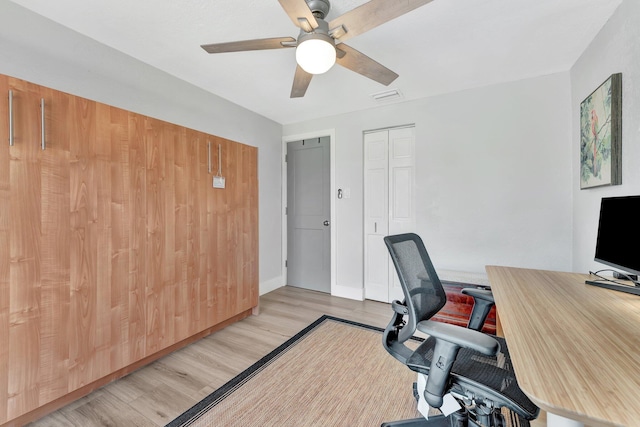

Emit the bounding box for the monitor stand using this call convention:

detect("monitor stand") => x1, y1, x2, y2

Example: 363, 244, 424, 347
585, 279, 640, 296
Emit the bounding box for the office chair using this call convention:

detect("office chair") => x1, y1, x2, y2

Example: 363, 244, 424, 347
382, 233, 539, 427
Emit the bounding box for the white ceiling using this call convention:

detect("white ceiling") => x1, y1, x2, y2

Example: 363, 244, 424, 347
10, 0, 622, 125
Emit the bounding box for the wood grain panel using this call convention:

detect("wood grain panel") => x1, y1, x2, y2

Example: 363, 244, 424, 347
107, 106, 130, 371
197, 134, 209, 333
186, 131, 201, 334
144, 116, 165, 355
0, 74, 258, 426
233, 143, 247, 313
94, 102, 114, 380
173, 127, 188, 342
195, 132, 207, 331
38, 86, 71, 405
68, 95, 98, 391
216, 139, 235, 319
203, 137, 214, 327
160, 122, 178, 350
242, 145, 259, 311
208, 138, 223, 324
229, 143, 243, 313
0, 75, 10, 422
204, 137, 220, 327
486, 266, 640, 426
227, 140, 241, 318
7, 78, 42, 419
127, 112, 147, 362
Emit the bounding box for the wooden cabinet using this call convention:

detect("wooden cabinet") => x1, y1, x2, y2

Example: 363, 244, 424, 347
434, 282, 497, 335
0, 74, 258, 426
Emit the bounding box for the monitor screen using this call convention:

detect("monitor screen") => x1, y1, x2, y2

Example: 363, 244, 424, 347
594, 196, 640, 276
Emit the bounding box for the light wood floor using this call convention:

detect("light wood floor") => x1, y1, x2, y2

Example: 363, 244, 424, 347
27, 286, 545, 427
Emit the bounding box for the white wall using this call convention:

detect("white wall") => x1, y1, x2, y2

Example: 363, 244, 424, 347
571, 0, 640, 274
0, 2, 284, 293
284, 73, 574, 296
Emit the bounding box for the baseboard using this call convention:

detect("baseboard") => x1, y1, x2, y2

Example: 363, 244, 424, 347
260, 275, 285, 295
331, 284, 365, 301
438, 269, 490, 286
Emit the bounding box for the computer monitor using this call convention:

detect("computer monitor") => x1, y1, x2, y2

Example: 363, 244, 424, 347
594, 195, 640, 276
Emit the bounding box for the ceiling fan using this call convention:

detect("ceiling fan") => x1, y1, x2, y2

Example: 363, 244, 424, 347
201, 0, 433, 98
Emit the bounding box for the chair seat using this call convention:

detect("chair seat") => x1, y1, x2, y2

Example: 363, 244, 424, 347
406, 335, 538, 420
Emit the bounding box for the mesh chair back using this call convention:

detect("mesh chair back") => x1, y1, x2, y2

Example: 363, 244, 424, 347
384, 233, 447, 327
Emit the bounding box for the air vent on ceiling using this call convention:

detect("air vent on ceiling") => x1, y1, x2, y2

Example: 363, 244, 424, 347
370, 89, 403, 102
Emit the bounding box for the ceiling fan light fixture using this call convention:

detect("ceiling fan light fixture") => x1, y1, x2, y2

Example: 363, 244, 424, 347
296, 33, 336, 75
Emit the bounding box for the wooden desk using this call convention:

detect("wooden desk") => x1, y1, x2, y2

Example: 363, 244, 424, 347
486, 266, 640, 427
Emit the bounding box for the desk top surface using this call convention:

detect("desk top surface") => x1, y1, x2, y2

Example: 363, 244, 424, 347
486, 266, 640, 427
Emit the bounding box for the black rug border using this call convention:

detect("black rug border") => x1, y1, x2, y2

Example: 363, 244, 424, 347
165, 314, 419, 427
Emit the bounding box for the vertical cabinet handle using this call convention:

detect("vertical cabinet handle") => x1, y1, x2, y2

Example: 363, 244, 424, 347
208, 141, 212, 174
40, 98, 46, 150
374, 222, 377, 233
8, 90, 14, 146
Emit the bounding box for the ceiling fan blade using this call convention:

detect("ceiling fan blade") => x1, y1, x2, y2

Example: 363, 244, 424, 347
329, 0, 434, 43
335, 44, 398, 86
278, 0, 318, 32
201, 37, 296, 54
291, 65, 313, 98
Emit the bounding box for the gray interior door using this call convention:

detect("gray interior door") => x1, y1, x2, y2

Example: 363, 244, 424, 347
287, 136, 331, 293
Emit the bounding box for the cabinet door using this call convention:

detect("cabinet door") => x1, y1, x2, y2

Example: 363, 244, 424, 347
68, 93, 107, 390
1, 77, 74, 421
0, 74, 259, 425
202, 135, 218, 328
126, 111, 148, 362
172, 126, 189, 341
237, 143, 258, 312
5, 77, 45, 420
209, 137, 232, 322
0, 74, 10, 424
144, 117, 168, 354
38, 84, 72, 404
185, 129, 203, 333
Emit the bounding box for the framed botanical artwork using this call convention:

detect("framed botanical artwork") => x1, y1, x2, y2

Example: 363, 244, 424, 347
580, 73, 622, 189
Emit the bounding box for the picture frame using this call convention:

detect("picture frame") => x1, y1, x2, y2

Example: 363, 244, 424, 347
580, 73, 622, 189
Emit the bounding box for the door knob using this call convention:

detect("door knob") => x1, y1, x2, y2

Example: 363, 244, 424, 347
323, 220, 330, 226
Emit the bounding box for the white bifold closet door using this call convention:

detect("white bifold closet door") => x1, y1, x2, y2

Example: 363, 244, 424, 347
364, 126, 415, 303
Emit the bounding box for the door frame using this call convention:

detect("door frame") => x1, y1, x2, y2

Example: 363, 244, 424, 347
282, 129, 336, 294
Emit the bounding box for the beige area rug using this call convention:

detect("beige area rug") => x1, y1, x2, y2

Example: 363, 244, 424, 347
167, 315, 529, 427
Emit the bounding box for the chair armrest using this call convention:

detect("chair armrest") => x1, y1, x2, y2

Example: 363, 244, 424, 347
461, 287, 494, 303
416, 320, 500, 409
461, 288, 495, 331
417, 320, 499, 356
391, 300, 409, 315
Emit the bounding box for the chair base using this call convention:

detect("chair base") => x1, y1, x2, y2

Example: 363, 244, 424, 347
382, 413, 468, 427
381, 411, 497, 427
381, 414, 449, 427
